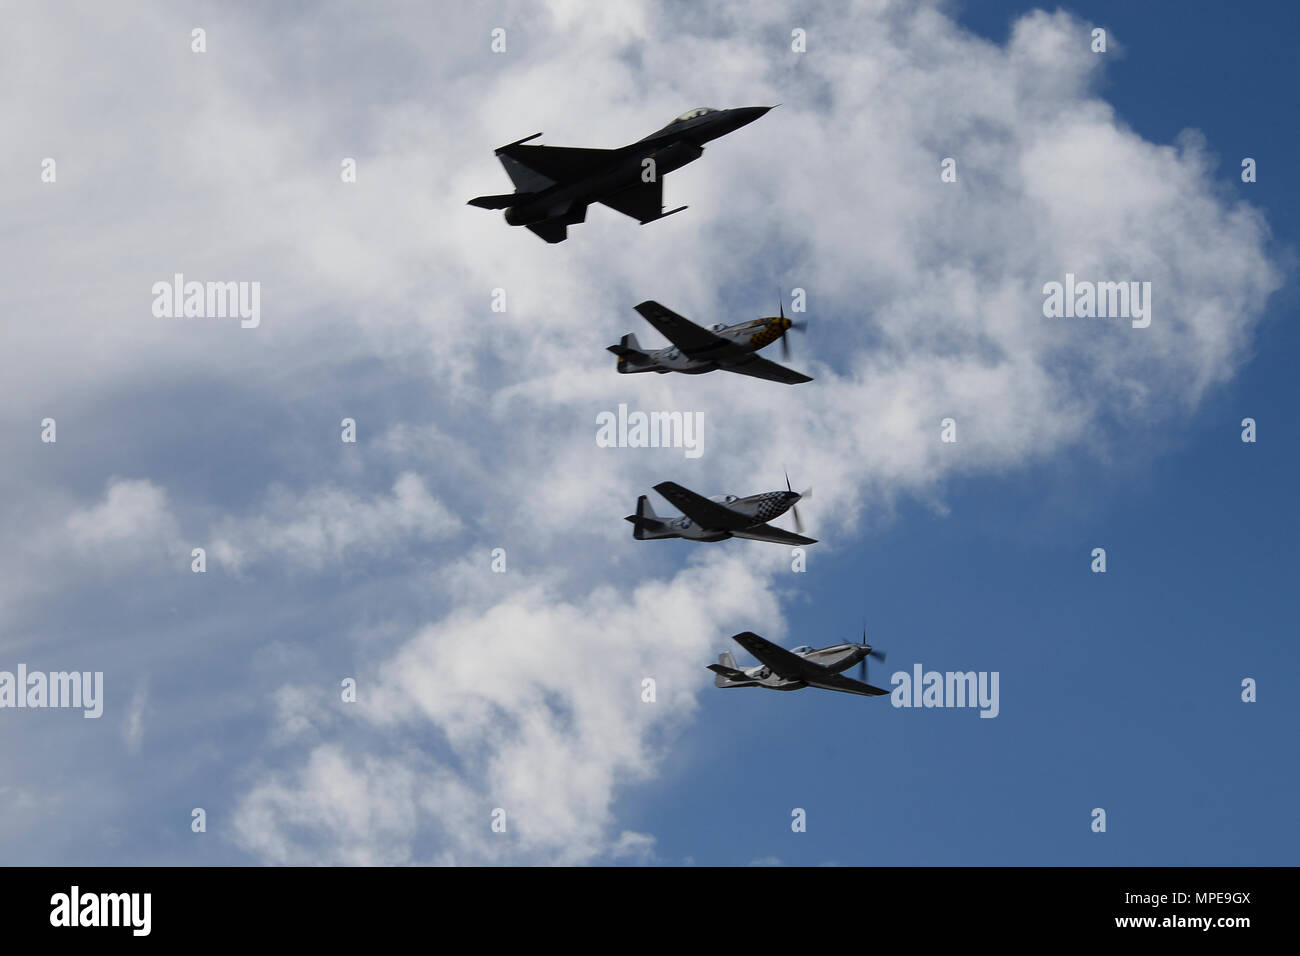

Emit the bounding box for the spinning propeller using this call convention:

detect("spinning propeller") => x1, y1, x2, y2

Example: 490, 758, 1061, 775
856, 623, 887, 684
775, 295, 807, 361
784, 469, 812, 533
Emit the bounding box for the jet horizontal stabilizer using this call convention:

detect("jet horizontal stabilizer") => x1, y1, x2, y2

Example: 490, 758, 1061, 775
467, 192, 528, 209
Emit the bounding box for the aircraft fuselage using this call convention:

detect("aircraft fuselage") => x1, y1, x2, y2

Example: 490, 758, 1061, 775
622, 315, 794, 374
725, 643, 873, 690
496, 106, 771, 230
663, 490, 800, 540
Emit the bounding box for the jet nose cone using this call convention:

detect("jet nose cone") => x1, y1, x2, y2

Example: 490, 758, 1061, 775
733, 105, 774, 126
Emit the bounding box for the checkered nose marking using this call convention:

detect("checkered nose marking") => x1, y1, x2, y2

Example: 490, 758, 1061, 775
754, 492, 794, 521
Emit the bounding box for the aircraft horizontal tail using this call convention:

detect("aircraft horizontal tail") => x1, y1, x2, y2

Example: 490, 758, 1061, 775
468, 192, 528, 210
607, 333, 650, 373
625, 495, 673, 539
708, 655, 754, 688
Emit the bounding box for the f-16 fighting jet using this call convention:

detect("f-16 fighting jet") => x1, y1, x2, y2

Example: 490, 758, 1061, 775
626, 476, 814, 546
608, 299, 811, 385
708, 630, 889, 697
467, 106, 773, 243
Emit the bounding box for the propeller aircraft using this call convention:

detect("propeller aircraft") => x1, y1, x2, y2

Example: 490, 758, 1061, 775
708, 630, 889, 697
608, 299, 810, 384
626, 474, 814, 546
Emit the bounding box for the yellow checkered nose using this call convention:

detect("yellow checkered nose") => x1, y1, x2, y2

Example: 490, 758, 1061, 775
781, 316, 792, 330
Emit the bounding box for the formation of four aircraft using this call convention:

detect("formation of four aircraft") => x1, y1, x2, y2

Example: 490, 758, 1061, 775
469, 106, 888, 698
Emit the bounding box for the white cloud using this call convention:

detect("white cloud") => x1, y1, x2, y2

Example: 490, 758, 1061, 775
234, 553, 782, 864
64, 478, 183, 564
124, 684, 148, 754
211, 472, 460, 572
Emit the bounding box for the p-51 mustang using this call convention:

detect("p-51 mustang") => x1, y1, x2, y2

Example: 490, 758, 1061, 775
625, 476, 814, 546
608, 299, 810, 385
468, 105, 772, 243
709, 630, 889, 697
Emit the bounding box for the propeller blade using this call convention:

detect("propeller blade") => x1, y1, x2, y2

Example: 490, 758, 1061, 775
791, 502, 804, 533
781, 327, 791, 360
784, 469, 792, 492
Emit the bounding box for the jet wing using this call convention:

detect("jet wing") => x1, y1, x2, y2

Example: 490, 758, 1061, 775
652, 481, 750, 531
497, 144, 617, 184
730, 523, 817, 546
723, 354, 813, 385
803, 673, 890, 697
728, 631, 810, 681
634, 301, 730, 355
600, 180, 675, 223
526, 221, 569, 244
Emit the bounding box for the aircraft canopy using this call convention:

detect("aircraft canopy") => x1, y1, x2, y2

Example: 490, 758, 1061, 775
673, 107, 718, 122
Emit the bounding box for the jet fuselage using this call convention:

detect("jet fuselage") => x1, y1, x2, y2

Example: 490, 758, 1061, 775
497, 106, 771, 229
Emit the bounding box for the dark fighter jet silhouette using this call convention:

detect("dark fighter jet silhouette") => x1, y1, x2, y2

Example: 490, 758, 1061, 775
468, 106, 773, 243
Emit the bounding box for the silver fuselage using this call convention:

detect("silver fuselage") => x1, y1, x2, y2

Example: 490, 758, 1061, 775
624, 316, 793, 374
728, 643, 873, 690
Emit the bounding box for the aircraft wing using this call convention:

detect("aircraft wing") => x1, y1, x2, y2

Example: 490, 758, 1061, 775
634, 301, 729, 355
730, 523, 817, 546
803, 673, 890, 697
728, 631, 810, 681
598, 180, 686, 224
496, 144, 617, 183
526, 221, 569, 244
652, 481, 750, 530
723, 354, 813, 385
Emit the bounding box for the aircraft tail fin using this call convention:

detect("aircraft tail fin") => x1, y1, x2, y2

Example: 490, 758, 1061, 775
624, 495, 672, 539
497, 151, 556, 193
607, 333, 650, 373
708, 654, 752, 688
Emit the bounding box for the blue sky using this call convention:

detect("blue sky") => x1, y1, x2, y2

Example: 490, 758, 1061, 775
0, 1, 1293, 866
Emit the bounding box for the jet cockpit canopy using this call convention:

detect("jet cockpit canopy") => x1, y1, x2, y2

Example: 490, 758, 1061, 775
673, 107, 718, 123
